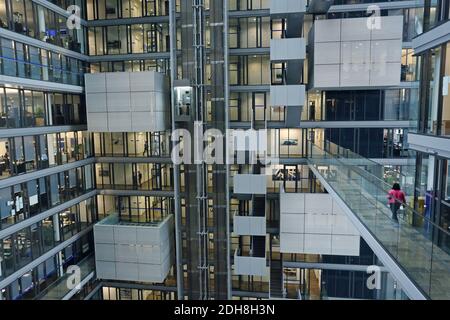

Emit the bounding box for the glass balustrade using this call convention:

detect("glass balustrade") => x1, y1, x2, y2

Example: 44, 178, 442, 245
308, 143, 450, 299
38, 254, 95, 300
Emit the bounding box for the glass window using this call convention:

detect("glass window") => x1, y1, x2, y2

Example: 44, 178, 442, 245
441, 43, 450, 136
0, 88, 6, 128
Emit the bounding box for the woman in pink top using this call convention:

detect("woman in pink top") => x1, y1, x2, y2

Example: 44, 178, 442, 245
387, 183, 406, 222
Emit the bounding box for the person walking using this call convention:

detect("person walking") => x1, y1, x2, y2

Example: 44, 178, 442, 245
387, 183, 406, 222
138, 170, 143, 186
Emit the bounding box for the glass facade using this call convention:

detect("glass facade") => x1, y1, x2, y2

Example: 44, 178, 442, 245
0, 130, 92, 180
0, 0, 86, 53
0, 164, 95, 230
0, 38, 85, 86
0, 87, 86, 129
0, 0, 438, 302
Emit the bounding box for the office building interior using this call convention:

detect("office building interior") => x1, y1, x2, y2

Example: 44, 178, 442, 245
0, 0, 449, 301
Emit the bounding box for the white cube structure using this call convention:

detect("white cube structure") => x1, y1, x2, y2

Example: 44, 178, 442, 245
85, 71, 170, 132
94, 214, 174, 283
311, 16, 403, 89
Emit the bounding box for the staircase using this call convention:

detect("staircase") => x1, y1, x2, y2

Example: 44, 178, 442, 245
270, 260, 283, 298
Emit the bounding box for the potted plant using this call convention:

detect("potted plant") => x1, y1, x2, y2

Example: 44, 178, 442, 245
35, 107, 45, 126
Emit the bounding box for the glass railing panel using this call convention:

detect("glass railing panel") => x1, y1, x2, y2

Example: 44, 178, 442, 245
308, 143, 450, 299
0, 56, 83, 86
38, 255, 95, 300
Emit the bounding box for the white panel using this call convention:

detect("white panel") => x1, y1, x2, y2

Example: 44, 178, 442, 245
251, 258, 268, 276
116, 262, 139, 281
280, 213, 304, 234
314, 42, 340, 64
138, 264, 163, 282
151, 111, 168, 131
234, 256, 267, 276
154, 91, 166, 112
234, 216, 266, 236
340, 63, 370, 87
95, 243, 115, 261
371, 16, 403, 40
84, 73, 106, 93
106, 72, 130, 92
270, 38, 306, 61
280, 233, 304, 253
108, 112, 132, 132
370, 62, 400, 86
332, 214, 359, 235
341, 41, 370, 65
304, 193, 333, 214
270, 85, 305, 106
153, 72, 166, 92
129, 72, 154, 92
304, 234, 332, 255
95, 261, 116, 279
287, 85, 306, 106
136, 246, 160, 264
370, 40, 402, 63
305, 213, 333, 234
233, 216, 250, 235
107, 92, 131, 112
86, 93, 107, 112
313, 64, 340, 88
270, 0, 306, 15
249, 174, 267, 194
113, 226, 137, 244
315, 19, 341, 43
234, 174, 267, 194
136, 227, 159, 245
233, 174, 250, 194
115, 244, 137, 263
87, 112, 108, 132
331, 235, 360, 256
341, 18, 371, 41
280, 193, 305, 214
250, 217, 266, 236
94, 225, 114, 243
131, 112, 153, 132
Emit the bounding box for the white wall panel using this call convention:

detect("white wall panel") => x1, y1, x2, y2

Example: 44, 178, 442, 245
85, 71, 169, 132
315, 42, 341, 64
304, 234, 332, 255
85, 73, 106, 93
314, 18, 341, 42
270, 38, 306, 61
270, 0, 306, 15
341, 18, 370, 41
280, 193, 360, 256
312, 16, 402, 89
86, 93, 107, 112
